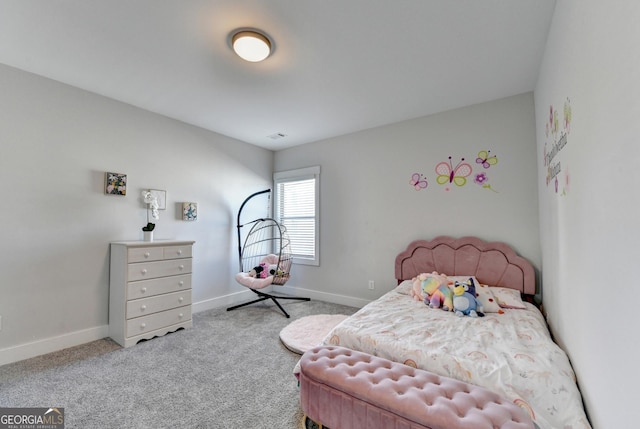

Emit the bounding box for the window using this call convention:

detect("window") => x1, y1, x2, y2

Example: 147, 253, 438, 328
273, 166, 320, 266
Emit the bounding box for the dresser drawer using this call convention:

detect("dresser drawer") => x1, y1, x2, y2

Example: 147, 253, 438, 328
126, 305, 191, 337
128, 247, 164, 263
127, 245, 191, 263
128, 258, 192, 282
127, 274, 191, 300
163, 245, 192, 260
127, 290, 192, 319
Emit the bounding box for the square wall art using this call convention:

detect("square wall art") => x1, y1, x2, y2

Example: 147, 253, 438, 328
105, 172, 127, 195
183, 202, 197, 221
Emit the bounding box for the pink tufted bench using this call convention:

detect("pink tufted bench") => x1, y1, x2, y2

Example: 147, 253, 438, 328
299, 346, 535, 429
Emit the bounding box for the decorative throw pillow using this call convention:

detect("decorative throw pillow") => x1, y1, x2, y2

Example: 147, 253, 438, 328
474, 283, 503, 313
446, 276, 501, 313
489, 286, 527, 309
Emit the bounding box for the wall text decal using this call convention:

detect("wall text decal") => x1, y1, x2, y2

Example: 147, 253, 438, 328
543, 97, 572, 195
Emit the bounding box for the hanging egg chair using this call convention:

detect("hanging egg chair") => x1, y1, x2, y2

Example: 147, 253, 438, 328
227, 189, 310, 318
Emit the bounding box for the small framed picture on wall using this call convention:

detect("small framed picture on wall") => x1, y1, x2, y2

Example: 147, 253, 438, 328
183, 202, 197, 221
105, 172, 127, 195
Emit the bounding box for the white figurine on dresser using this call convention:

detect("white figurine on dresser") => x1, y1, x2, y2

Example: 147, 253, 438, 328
109, 240, 195, 347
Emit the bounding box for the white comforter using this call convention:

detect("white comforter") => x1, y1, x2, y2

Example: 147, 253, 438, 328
317, 285, 591, 429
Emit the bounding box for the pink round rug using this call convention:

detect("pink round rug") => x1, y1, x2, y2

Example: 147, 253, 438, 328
279, 314, 349, 354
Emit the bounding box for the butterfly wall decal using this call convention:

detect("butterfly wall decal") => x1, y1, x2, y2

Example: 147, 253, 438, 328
410, 173, 428, 190
435, 157, 472, 187
475, 150, 498, 169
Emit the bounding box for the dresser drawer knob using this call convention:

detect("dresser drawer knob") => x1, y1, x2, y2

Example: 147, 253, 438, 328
177, 249, 183, 255
141, 287, 147, 294
140, 305, 147, 311
141, 269, 147, 275
178, 313, 184, 319
140, 323, 146, 330
178, 281, 184, 286
178, 297, 184, 303
144, 252, 150, 258
178, 265, 184, 271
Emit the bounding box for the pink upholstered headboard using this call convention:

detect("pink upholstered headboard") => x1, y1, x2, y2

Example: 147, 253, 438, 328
395, 236, 535, 296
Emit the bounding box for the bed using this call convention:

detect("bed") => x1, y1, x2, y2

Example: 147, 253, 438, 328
298, 236, 591, 429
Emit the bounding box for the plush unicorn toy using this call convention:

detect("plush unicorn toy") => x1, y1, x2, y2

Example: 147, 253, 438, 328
421, 272, 453, 311
410, 273, 428, 301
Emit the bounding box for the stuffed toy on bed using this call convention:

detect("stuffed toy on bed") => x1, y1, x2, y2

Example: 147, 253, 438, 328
452, 278, 485, 317
410, 273, 429, 301
421, 271, 453, 311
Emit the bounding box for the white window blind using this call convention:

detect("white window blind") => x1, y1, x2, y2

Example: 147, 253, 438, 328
273, 166, 320, 266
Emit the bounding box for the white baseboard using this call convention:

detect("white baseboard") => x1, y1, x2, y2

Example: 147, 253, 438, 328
0, 325, 109, 367
277, 285, 371, 309
192, 286, 370, 314
192, 289, 255, 313
0, 289, 369, 367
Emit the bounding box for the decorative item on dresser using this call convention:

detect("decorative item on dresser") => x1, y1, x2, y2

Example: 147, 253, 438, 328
141, 190, 160, 241
109, 240, 195, 347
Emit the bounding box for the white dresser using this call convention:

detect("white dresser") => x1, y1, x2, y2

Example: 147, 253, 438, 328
109, 240, 195, 347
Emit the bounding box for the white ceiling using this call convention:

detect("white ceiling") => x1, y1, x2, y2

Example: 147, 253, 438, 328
0, 0, 556, 150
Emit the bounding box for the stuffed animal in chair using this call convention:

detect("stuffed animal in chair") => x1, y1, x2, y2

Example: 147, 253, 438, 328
268, 264, 285, 277
421, 271, 453, 311
452, 278, 485, 317
249, 262, 269, 278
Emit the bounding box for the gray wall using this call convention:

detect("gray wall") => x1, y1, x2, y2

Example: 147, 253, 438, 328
0, 73, 542, 364
534, 1, 640, 427
0, 64, 273, 363
275, 93, 541, 305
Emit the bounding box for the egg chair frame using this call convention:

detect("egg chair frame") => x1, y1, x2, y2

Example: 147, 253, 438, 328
227, 189, 310, 318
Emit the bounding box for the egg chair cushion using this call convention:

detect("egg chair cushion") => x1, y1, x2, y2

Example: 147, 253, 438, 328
235, 271, 274, 290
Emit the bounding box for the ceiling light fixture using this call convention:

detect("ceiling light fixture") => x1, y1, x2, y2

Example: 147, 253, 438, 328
231, 30, 272, 62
